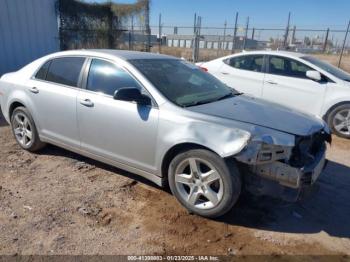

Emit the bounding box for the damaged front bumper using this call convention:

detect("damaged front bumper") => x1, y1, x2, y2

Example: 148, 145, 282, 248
234, 129, 330, 201
247, 143, 326, 189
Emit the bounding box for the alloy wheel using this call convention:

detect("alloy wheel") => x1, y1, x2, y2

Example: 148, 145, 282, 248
333, 109, 350, 136
174, 157, 224, 209
12, 112, 33, 147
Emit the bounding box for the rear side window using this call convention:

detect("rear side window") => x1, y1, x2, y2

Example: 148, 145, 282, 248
46, 57, 85, 87
35, 61, 51, 80
268, 56, 312, 79
86, 59, 142, 96
226, 55, 264, 72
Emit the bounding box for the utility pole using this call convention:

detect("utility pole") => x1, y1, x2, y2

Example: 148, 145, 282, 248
231, 12, 238, 53
323, 28, 330, 52
338, 20, 350, 67
283, 12, 291, 48
251, 28, 255, 40
158, 13, 162, 53
242, 16, 249, 50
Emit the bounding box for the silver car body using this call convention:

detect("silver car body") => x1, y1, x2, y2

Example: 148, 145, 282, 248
0, 50, 330, 193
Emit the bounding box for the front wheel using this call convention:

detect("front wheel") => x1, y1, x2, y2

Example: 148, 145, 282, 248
168, 149, 241, 218
327, 103, 350, 139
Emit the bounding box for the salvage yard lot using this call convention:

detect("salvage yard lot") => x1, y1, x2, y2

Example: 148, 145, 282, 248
0, 110, 350, 255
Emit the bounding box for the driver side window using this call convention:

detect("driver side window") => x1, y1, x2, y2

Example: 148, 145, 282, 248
86, 59, 142, 96
268, 56, 313, 79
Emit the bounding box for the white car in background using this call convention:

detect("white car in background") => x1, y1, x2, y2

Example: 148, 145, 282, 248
198, 51, 350, 138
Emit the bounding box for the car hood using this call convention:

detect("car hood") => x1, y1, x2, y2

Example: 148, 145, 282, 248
187, 95, 325, 136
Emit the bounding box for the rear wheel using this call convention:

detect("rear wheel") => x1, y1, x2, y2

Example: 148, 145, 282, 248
168, 149, 241, 218
327, 103, 350, 139
11, 107, 46, 151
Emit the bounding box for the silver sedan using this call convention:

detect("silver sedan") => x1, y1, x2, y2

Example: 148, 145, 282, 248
0, 50, 331, 217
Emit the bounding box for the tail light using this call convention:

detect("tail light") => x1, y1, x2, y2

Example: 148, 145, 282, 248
199, 66, 208, 72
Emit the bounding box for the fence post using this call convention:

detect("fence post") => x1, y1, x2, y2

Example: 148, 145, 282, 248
223, 20, 227, 51
323, 28, 329, 53
290, 25, 296, 46
192, 15, 201, 62
158, 13, 162, 53
242, 16, 249, 50
107, 3, 114, 49
338, 20, 350, 67
283, 12, 291, 48
130, 16, 134, 50
193, 13, 197, 34
231, 12, 238, 53
145, 0, 151, 52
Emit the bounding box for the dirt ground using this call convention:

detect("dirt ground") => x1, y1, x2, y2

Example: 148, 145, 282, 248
0, 110, 350, 256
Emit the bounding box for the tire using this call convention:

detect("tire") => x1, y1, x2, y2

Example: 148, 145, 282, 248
326, 103, 350, 139
168, 149, 241, 218
10, 106, 46, 152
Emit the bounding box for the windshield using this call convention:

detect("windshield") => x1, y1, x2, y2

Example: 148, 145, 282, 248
129, 58, 240, 107
302, 56, 350, 81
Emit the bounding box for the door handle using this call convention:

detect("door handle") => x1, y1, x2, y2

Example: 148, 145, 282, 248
29, 87, 39, 94
221, 72, 230, 75
80, 99, 94, 107
265, 80, 277, 85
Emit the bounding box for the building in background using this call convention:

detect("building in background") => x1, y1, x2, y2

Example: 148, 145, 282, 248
0, 0, 60, 76
166, 34, 260, 50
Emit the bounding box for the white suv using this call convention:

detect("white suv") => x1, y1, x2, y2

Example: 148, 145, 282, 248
198, 51, 350, 138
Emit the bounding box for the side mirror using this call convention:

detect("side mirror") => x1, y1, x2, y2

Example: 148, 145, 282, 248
113, 87, 152, 105
306, 70, 322, 81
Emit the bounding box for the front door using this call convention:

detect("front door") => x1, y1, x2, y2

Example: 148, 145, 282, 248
77, 58, 159, 173
262, 55, 327, 116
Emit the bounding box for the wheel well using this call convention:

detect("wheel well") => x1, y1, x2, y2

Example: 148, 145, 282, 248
323, 101, 350, 121
9, 102, 25, 118
161, 143, 216, 186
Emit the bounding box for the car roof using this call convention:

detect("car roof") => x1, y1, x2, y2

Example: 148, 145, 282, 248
234, 50, 306, 58
47, 49, 177, 61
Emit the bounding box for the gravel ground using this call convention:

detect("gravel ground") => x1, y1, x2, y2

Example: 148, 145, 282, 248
0, 111, 350, 256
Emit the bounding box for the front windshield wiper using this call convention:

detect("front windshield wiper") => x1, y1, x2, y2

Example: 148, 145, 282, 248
216, 92, 243, 101
182, 92, 243, 107
182, 99, 217, 107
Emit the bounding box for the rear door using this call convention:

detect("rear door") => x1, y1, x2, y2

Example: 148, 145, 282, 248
77, 58, 159, 173
27, 56, 86, 147
262, 55, 327, 115
215, 54, 265, 97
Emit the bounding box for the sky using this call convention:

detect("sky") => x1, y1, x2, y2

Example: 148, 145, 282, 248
84, 0, 350, 29
83, 0, 350, 44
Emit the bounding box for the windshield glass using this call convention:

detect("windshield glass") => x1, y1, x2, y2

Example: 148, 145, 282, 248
129, 59, 239, 107
302, 56, 350, 81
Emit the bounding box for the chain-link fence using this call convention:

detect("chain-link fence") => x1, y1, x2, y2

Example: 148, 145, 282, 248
57, 2, 350, 70
58, 0, 151, 51
149, 22, 350, 68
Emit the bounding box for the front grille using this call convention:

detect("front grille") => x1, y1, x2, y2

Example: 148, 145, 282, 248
289, 130, 329, 168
